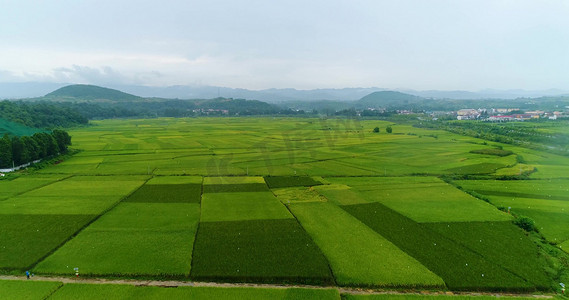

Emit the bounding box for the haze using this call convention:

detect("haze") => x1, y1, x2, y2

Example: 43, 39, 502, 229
1, 0, 568, 91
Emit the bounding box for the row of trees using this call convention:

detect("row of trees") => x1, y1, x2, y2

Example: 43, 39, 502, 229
0, 101, 88, 128
0, 130, 71, 168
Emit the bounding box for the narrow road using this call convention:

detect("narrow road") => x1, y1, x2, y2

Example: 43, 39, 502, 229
0, 275, 555, 298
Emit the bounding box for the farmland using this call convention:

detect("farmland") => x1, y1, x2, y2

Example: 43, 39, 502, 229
1, 117, 568, 298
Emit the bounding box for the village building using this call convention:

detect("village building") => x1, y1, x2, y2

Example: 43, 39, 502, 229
456, 109, 480, 120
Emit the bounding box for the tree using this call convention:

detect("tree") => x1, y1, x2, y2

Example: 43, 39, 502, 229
386, 125, 393, 133
0, 135, 12, 168
52, 129, 71, 153
11, 136, 27, 166
373, 127, 380, 133
21, 136, 40, 161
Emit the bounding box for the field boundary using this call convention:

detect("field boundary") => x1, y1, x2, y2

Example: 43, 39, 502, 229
0, 275, 556, 298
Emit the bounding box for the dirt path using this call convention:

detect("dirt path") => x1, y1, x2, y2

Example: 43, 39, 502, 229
0, 275, 556, 298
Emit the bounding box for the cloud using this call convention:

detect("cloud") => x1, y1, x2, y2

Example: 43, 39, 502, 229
51, 66, 122, 84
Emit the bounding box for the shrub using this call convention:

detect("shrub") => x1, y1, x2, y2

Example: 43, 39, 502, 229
514, 216, 537, 232
470, 149, 514, 157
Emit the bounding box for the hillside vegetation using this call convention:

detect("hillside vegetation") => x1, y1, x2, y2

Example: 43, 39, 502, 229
45, 84, 141, 101
0, 101, 88, 128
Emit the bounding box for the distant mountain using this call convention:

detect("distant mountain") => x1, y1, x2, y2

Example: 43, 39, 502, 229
2, 82, 569, 101
45, 84, 141, 101
355, 91, 424, 109
110, 85, 385, 102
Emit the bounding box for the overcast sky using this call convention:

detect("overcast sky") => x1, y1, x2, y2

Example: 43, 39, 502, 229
1, 0, 568, 91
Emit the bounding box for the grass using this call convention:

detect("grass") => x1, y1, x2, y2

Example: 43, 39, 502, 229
0, 280, 63, 300
264, 176, 323, 188
201, 192, 292, 222
0, 214, 95, 270
34, 203, 200, 277
190, 219, 334, 284
341, 202, 535, 291
289, 202, 445, 288
560, 239, 569, 254
48, 283, 341, 300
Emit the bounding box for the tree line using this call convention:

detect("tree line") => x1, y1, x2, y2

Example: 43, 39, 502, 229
0, 130, 71, 168
0, 101, 88, 128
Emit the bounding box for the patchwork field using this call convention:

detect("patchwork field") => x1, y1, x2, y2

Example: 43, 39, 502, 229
323, 177, 512, 223
289, 202, 444, 288
34, 202, 200, 277
192, 175, 333, 284
37, 118, 561, 178
454, 179, 569, 245
341, 202, 538, 291
3, 117, 567, 297
0, 175, 147, 271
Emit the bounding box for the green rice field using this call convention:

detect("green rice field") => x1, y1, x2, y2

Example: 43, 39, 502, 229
2, 117, 567, 297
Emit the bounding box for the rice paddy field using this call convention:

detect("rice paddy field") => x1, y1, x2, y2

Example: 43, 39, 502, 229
1, 117, 568, 298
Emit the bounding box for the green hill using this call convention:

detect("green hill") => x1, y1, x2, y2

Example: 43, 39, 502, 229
45, 84, 141, 102
0, 118, 43, 136
356, 91, 424, 109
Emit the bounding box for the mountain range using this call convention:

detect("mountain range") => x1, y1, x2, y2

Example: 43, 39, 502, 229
1, 82, 568, 102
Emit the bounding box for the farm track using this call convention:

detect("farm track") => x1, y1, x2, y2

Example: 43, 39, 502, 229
0, 275, 555, 298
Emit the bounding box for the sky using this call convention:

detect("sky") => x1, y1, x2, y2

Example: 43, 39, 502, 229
1, 0, 569, 91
